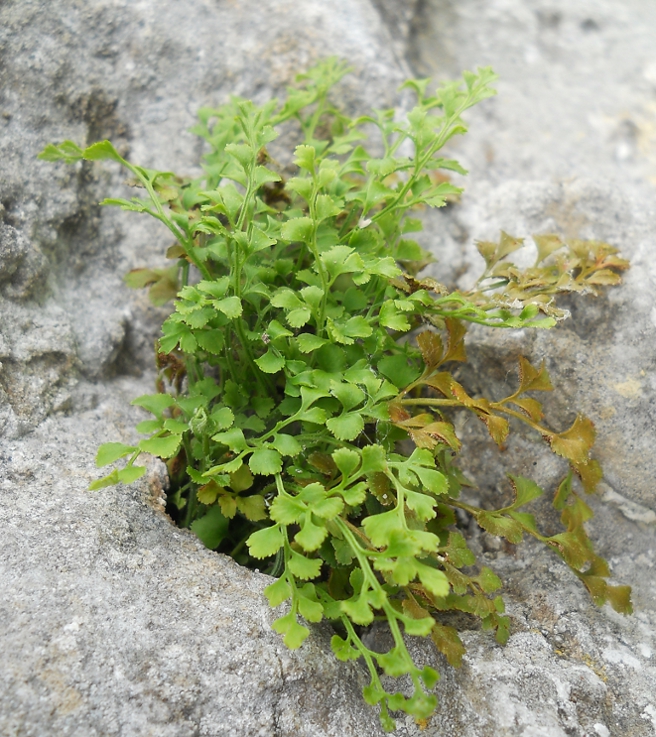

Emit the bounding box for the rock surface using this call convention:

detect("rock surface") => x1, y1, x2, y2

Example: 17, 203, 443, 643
1, 1, 655, 736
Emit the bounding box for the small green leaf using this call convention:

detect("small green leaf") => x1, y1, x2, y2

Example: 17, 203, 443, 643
313, 496, 344, 520
255, 348, 286, 374
509, 475, 543, 509
89, 470, 120, 490
287, 549, 322, 580
270, 494, 306, 525
332, 447, 361, 478
212, 427, 248, 452
95, 442, 137, 467
377, 354, 421, 389
83, 139, 125, 163
272, 611, 310, 649
404, 488, 437, 521
296, 333, 328, 353
330, 381, 365, 411
271, 434, 303, 457
379, 301, 411, 331
295, 515, 328, 552
211, 407, 235, 431
138, 434, 181, 458
359, 448, 388, 481
117, 466, 146, 485
136, 420, 163, 434
286, 307, 312, 328
215, 296, 243, 318
362, 508, 404, 548
281, 217, 314, 244
247, 525, 284, 558
191, 506, 230, 550
416, 562, 450, 597
414, 467, 448, 495
271, 288, 303, 310
249, 448, 283, 475
403, 615, 436, 637
298, 406, 328, 424
297, 589, 324, 622
131, 393, 175, 417
294, 144, 316, 171
331, 635, 360, 661
264, 576, 291, 607
326, 413, 364, 441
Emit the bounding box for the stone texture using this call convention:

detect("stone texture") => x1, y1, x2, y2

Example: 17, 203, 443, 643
374, 1, 656, 734
0, 0, 405, 438
1, 0, 656, 736
0, 384, 385, 737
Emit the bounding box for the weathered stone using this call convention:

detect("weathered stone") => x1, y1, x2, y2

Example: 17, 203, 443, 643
0, 384, 385, 737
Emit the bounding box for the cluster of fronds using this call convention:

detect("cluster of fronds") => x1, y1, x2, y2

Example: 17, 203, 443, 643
41, 59, 630, 732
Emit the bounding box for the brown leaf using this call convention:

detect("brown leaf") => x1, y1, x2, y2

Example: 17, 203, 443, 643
497, 231, 524, 259
475, 512, 524, 544
393, 411, 430, 429
572, 458, 603, 493
166, 244, 187, 260
601, 254, 630, 271
478, 412, 509, 447
422, 421, 461, 452
197, 480, 223, 505
394, 274, 448, 295
518, 357, 553, 393
443, 562, 470, 594
510, 396, 543, 422
308, 452, 337, 476
553, 473, 573, 511
475, 239, 497, 268
606, 584, 633, 615
148, 278, 179, 306
123, 268, 160, 289
585, 269, 621, 286
548, 415, 596, 464
369, 472, 395, 506
533, 233, 565, 264
388, 403, 412, 423
402, 596, 430, 620
560, 496, 593, 532
417, 330, 443, 369
547, 529, 594, 570
408, 429, 437, 450
449, 380, 476, 406
218, 494, 237, 519
424, 372, 453, 397
443, 318, 467, 363
236, 494, 267, 521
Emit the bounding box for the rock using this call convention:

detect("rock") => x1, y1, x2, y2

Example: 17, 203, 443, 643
0, 0, 405, 437
0, 1, 401, 735
376, 1, 656, 734
2, 0, 656, 735
0, 384, 385, 737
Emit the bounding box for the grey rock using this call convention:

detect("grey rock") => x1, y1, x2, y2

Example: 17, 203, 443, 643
381, 1, 656, 734
2, 0, 656, 736
0, 384, 385, 737
0, 1, 402, 735
0, 0, 405, 436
